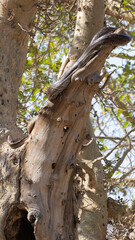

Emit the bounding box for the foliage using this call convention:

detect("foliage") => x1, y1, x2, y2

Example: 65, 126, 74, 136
18, 1, 76, 129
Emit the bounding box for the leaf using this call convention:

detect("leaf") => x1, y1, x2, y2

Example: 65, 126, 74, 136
117, 108, 124, 117
33, 87, 40, 96
115, 6, 119, 12
119, 93, 125, 101
124, 121, 128, 128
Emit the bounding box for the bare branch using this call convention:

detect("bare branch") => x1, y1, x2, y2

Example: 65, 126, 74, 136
111, 146, 131, 174
108, 177, 135, 188
99, 69, 116, 92
120, 167, 135, 181
92, 127, 135, 167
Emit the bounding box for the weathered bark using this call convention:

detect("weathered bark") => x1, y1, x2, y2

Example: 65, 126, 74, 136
19, 28, 130, 240
0, 1, 36, 239
0, 1, 131, 240
58, 1, 107, 239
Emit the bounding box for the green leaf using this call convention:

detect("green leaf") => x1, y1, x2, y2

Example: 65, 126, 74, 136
115, 6, 119, 12
119, 93, 125, 101
124, 121, 128, 128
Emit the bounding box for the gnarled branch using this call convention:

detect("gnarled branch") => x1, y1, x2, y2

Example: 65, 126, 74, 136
45, 27, 131, 101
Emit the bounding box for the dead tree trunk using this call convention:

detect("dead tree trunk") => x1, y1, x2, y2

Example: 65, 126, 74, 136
1, 28, 130, 240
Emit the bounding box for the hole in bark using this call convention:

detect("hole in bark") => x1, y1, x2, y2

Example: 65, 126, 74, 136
1, 99, 4, 105
63, 126, 69, 132
17, 210, 35, 240
4, 207, 35, 240
52, 162, 56, 169
12, 157, 18, 165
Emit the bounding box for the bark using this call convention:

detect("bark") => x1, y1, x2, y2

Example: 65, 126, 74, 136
58, 0, 105, 77
0, 1, 131, 240
19, 28, 130, 240
107, 197, 126, 220
78, 121, 107, 240
0, 1, 36, 239
0, 0, 36, 125
58, 1, 107, 239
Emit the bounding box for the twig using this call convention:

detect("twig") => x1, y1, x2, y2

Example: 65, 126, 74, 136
99, 69, 116, 92
111, 146, 131, 175
92, 127, 135, 167
120, 166, 135, 181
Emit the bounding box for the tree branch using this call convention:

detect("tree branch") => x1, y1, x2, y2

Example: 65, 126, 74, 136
105, 0, 135, 23
92, 127, 135, 167
45, 27, 131, 101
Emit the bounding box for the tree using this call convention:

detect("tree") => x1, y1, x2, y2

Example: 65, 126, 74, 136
0, 0, 134, 240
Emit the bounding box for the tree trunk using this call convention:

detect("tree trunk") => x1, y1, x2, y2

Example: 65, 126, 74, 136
58, 0, 105, 76
0, 1, 36, 239
0, 1, 131, 240
20, 27, 130, 239
58, 1, 107, 239
78, 121, 107, 240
